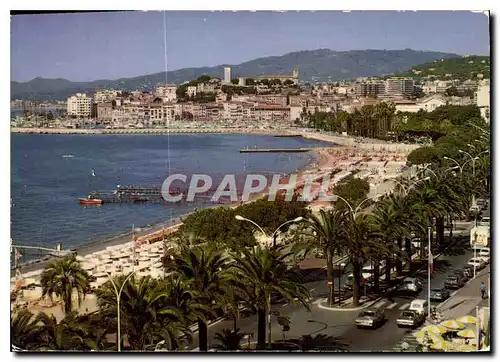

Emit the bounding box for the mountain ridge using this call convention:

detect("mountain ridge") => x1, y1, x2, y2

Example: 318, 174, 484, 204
11, 49, 461, 100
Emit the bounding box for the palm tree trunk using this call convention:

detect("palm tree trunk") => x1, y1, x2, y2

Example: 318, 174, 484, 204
326, 249, 334, 305
64, 291, 72, 315
436, 217, 445, 248
198, 319, 208, 351
385, 258, 392, 282
257, 309, 267, 350
396, 238, 403, 275
405, 237, 412, 272
373, 259, 380, 294
352, 259, 362, 306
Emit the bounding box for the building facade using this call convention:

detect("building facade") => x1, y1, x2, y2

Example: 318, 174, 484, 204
224, 67, 231, 84
154, 84, 177, 101
67, 93, 92, 117
475, 80, 490, 122
384, 78, 415, 96
355, 81, 385, 97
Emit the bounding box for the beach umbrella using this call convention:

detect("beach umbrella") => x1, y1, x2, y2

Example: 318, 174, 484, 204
440, 320, 465, 330
421, 325, 447, 334
454, 344, 476, 352
457, 329, 477, 339
456, 316, 478, 324
431, 340, 450, 350
416, 333, 443, 344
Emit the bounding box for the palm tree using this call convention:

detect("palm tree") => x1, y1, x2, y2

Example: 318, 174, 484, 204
213, 328, 245, 351
293, 333, 350, 352
293, 209, 345, 304
40, 256, 91, 315
96, 275, 189, 350
369, 194, 416, 283
342, 213, 381, 306
11, 308, 41, 350
231, 245, 310, 350
34, 311, 97, 351
170, 244, 234, 351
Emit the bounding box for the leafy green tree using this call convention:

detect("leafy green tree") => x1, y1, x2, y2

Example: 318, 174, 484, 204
231, 79, 239, 85
283, 79, 295, 86
40, 256, 91, 315
407, 146, 442, 166
331, 177, 370, 211
245, 78, 255, 86
231, 245, 310, 350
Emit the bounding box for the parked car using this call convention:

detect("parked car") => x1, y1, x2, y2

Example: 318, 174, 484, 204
396, 309, 426, 328
463, 265, 474, 279
444, 275, 464, 289
479, 217, 490, 226
354, 308, 386, 329
467, 257, 486, 270
453, 269, 469, 284
400, 277, 423, 293
478, 248, 490, 264
430, 287, 450, 302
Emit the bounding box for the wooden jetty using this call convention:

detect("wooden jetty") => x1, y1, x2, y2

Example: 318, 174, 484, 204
239, 148, 313, 153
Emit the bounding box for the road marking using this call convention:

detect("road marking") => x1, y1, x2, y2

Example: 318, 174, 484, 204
387, 302, 398, 310
310, 288, 316, 292
399, 303, 410, 310
372, 300, 387, 309
282, 303, 288, 307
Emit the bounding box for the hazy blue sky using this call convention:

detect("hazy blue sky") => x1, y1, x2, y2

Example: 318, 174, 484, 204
11, 11, 490, 82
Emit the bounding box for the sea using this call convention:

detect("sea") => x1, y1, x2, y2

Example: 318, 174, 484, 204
11, 133, 332, 259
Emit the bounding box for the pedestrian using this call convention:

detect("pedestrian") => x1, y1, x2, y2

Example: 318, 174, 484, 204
480, 282, 486, 299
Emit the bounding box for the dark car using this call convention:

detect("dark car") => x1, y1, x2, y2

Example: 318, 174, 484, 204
355, 308, 386, 329
430, 287, 450, 302
463, 265, 474, 279
444, 275, 464, 289
453, 269, 469, 283
396, 309, 426, 328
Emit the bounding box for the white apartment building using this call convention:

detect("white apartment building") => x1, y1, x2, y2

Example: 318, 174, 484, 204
154, 84, 177, 101
197, 82, 216, 93
385, 78, 415, 96
224, 67, 231, 84
475, 80, 490, 122
67, 93, 92, 117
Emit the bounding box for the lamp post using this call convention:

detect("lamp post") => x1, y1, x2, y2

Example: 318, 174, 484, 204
234, 215, 304, 349
104, 260, 158, 351
332, 194, 383, 218
393, 177, 430, 196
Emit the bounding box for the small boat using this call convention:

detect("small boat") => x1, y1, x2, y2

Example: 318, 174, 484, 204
62, 155, 74, 158
79, 197, 102, 205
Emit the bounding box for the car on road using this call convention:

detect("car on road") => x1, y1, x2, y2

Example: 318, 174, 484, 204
430, 287, 450, 302
478, 248, 490, 264
409, 299, 428, 317
400, 277, 423, 293
344, 273, 368, 290
453, 269, 469, 284
444, 275, 465, 289
354, 308, 386, 329
467, 257, 486, 270
396, 309, 426, 328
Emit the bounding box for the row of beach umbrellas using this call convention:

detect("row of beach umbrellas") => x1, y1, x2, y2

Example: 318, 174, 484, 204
414, 315, 480, 351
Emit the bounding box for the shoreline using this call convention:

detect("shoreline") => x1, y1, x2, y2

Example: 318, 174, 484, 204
14, 146, 328, 275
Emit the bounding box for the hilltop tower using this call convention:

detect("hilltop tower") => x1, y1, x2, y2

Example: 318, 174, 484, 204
292, 68, 299, 79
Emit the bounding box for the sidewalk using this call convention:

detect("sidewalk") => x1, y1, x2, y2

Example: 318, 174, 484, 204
436, 266, 490, 320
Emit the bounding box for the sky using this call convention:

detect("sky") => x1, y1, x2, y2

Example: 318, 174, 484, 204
10, 11, 490, 82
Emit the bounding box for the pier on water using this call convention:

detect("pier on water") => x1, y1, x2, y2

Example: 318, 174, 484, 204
239, 147, 313, 153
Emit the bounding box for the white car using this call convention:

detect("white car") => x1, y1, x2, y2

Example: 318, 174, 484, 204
478, 248, 490, 263
479, 217, 490, 226
467, 258, 486, 270
409, 299, 428, 317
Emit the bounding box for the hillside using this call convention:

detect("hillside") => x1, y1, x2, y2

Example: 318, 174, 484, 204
11, 49, 459, 100
402, 55, 490, 80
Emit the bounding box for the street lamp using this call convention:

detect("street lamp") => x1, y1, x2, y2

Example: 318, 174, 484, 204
104, 260, 159, 351
393, 177, 430, 196
332, 194, 383, 218
235, 215, 304, 349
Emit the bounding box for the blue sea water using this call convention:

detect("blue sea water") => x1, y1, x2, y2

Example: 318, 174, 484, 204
11, 133, 332, 253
